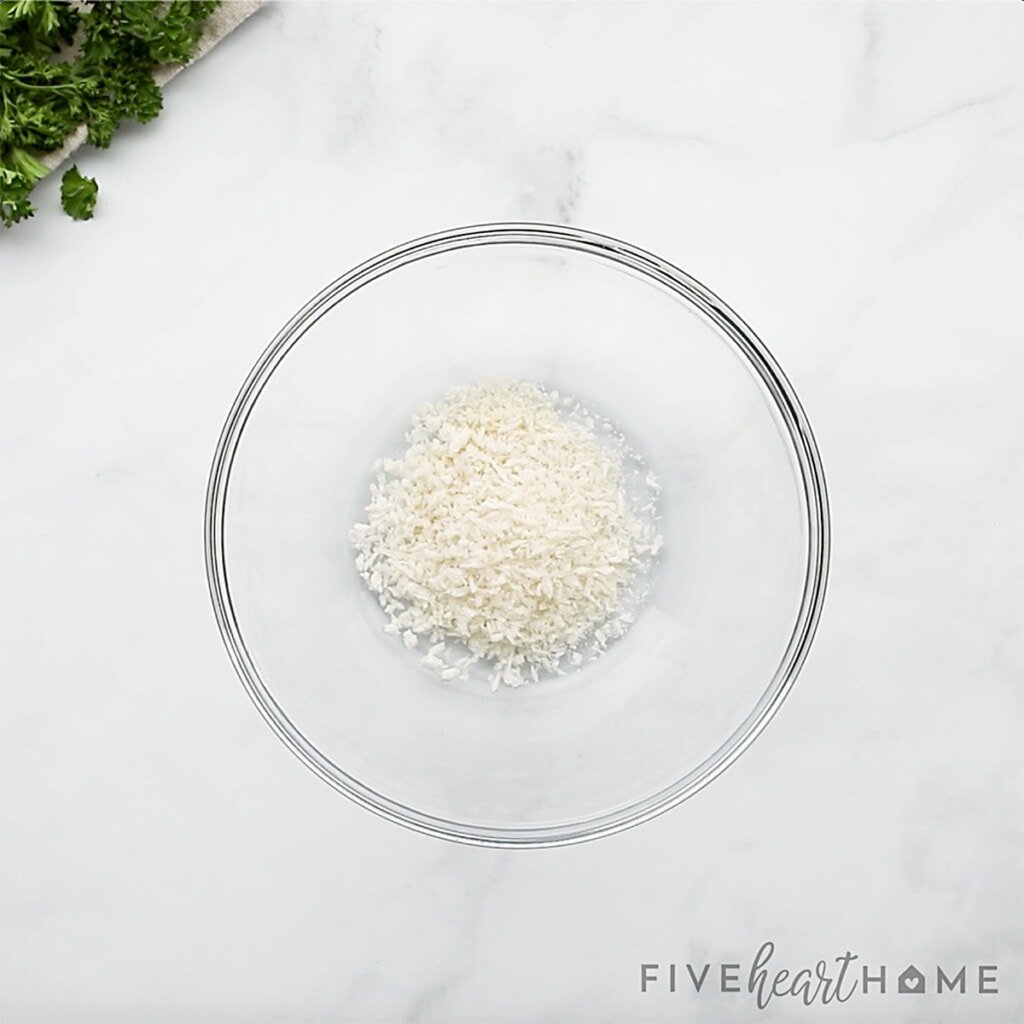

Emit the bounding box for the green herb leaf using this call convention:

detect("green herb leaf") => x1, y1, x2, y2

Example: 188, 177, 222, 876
0, 0, 221, 228
60, 164, 97, 220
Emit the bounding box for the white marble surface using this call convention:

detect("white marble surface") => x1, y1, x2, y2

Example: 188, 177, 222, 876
2, 2, 1022, 1021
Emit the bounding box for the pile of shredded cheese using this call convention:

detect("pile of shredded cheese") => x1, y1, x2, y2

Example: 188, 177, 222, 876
351, 380, 662, 688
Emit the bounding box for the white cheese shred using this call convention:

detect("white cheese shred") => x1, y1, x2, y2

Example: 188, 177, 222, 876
351, 380, 661, 688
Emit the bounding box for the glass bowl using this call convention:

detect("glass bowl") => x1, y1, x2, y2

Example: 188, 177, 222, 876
205, 223, 830, 847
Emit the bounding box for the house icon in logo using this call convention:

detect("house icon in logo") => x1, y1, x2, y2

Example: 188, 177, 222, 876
898, 965, 926, 994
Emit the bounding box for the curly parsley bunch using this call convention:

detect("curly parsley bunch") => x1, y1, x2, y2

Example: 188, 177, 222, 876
0, 0, 220, 227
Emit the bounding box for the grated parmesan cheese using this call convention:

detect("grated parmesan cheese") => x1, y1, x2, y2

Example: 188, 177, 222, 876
351, 380, 661, 688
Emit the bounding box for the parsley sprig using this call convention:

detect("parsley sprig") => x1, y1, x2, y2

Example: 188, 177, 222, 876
0, 0, 220, 227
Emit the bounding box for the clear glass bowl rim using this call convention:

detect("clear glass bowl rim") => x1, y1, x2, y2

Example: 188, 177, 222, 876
204, 222, 831, 848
